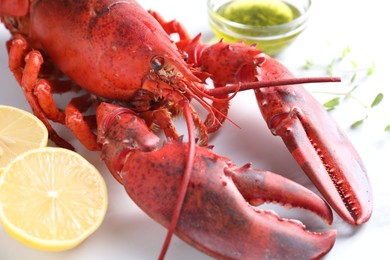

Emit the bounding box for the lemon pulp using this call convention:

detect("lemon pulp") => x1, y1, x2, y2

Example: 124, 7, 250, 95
0, 105, 48, 173
0, 147, 108, 251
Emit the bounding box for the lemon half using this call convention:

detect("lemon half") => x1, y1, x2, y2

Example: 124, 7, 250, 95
0, 105, 48, 173
0, 147, 108, 251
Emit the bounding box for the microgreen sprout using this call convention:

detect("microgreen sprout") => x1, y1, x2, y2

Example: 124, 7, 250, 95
304, 59, 314, 70
322, 97, 340, 111
342, 46, 351, 57
367, 63, 375, 76
350, 115, 368, 129
349, 93, 384, 129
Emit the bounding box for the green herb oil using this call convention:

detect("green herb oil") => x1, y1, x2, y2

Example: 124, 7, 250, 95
210, 0, 305, 56
218, 0, 301, 27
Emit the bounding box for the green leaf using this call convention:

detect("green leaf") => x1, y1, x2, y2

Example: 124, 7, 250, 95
327, 64, 334, 76
370, 93, 384, 108
342, 46, 351, 57
351, 118, 366, 129
350, 60, 358, 69
367, 63, 375, 75
326, 58, 337, 76
385, 125, 390, 132
350, 72, 357, 83
304, 59, 314, 70
323, 97, 340, 109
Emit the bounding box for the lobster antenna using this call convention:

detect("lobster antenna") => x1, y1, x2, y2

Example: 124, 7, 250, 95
187, 86, 241, 130
190, 80, 241, 104
204, 77, 341, 96
158, 99, 196, 259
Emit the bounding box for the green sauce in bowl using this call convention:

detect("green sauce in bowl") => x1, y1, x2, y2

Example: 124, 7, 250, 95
208, 0, 311, 56
218, 0, 300, 27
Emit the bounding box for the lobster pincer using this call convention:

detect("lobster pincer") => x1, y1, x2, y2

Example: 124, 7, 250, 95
96, 102, 336, 260
254, 56, 373, 225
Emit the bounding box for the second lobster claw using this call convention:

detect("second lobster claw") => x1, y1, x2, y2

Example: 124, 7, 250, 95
255, 55, 373, 225
96, 102, 337, 259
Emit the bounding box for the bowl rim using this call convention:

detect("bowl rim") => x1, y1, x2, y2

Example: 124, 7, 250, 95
207, 0, 312, 32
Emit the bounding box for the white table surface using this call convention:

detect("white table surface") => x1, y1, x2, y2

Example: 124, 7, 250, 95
0, 0, 389, 259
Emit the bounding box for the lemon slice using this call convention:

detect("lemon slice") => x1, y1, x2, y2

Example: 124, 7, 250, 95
0, 147, 108, 251
0, 105, 48, 173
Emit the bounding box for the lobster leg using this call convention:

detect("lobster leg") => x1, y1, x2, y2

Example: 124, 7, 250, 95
203, 90, 230, 133
147, 10, 191, 42
96, 102, 336, 259
34, 79, 82, 124
65, 94, 101, 151
7, 34, 102, 151
141, 79, 209, 146
34, 79, 66, 124
255, 55, 372, 225
7, 35, 74, 150
141, 108, 181, 141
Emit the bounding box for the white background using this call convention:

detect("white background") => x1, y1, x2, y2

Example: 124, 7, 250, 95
0, 0, 389, 259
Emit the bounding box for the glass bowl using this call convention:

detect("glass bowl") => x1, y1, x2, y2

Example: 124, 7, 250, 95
207, 0, 311, 56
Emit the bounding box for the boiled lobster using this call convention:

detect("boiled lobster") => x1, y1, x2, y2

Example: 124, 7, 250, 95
0, 0, 372, 259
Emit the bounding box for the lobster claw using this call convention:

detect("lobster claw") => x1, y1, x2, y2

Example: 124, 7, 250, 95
255, 55, 373, 225
120, 142, 336, 259
96, 102, 336, 259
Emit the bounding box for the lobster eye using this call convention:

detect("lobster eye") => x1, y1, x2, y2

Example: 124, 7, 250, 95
182, 52, 189, 62
151, 56, 165, 71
